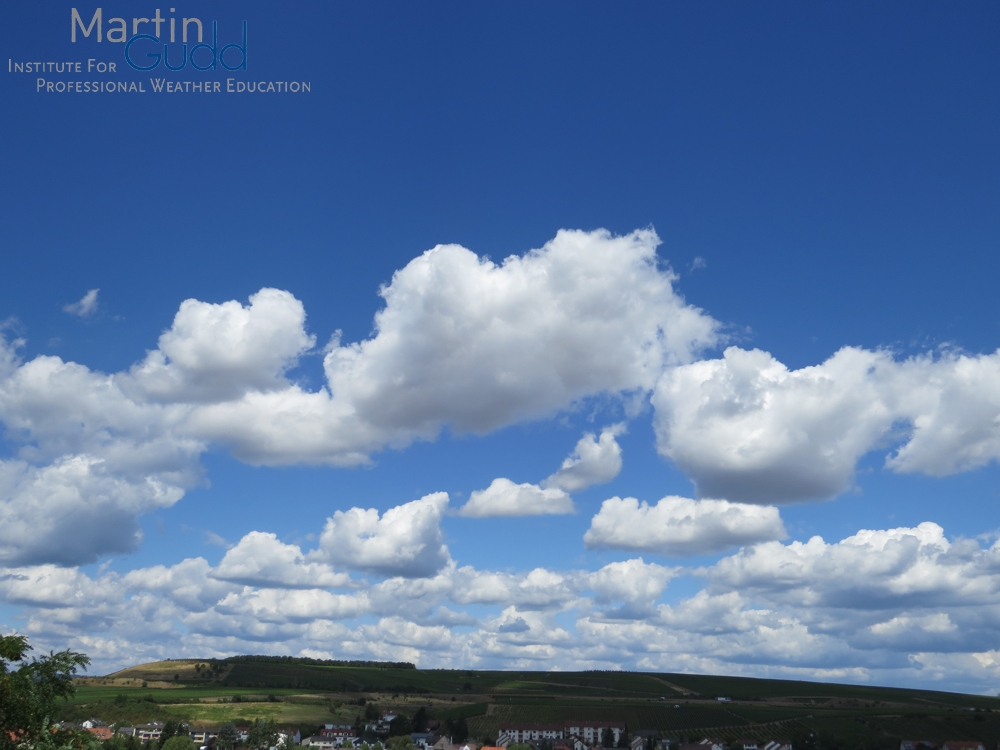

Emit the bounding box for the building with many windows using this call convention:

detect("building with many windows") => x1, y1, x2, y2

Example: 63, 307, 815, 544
498, 722, 625, 749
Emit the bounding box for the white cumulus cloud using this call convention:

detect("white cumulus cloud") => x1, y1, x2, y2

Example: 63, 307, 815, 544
123, 288, 316, 404
315, 493, 451, 578
458, 478, 573, 518
653, 346, 1000, 504
705, 521, 996, 610
588, 558, 676, 617
198, 229, 717, 465
886, 350, 1000, 476
212, 532, 350, 589
458, 424, 625, 518
584, 495, 787, 557
652, 346, 897, 503
0, 456, 183, 566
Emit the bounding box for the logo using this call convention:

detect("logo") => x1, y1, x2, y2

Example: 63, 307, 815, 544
8, 8, 311, 95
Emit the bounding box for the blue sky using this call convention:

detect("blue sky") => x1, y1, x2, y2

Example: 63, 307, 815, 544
3, 1, 1000, 693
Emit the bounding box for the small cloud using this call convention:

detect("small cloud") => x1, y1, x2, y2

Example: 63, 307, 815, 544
543, 424, 626, 493
458, 478, 574, 518
204, 531, 232, 549
498, 616, 530, 633
689, 256, 706, 272
0, 317, 23, 333
64, 289, 99, 318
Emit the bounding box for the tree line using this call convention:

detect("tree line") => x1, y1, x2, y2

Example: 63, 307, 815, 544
223, 657, 415, 670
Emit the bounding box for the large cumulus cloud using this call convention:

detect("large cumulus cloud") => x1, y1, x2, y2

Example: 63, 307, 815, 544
653, 345, 1000, 503
191, 229, 718, 465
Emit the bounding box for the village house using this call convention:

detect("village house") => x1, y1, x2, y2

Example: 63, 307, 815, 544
188, 728, 219, 746
499, 724, 565, 744
137, 722, 166, 742
411, 732, 440, 750
630, 730, 658, 750
320, 725, 357, 742
564, 722, 625, 747
302, 736, 339, 750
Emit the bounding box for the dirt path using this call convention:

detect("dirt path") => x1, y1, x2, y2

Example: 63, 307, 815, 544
648, 677, 698, 696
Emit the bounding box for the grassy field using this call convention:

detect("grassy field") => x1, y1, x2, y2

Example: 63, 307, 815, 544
158, 701, 340, 727
66, 686, 309, 704
58, 658, 1000, 748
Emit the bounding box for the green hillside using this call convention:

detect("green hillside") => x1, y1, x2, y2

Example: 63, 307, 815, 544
62, 658, 1000, 750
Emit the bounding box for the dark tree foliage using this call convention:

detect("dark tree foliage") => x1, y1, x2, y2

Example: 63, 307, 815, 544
106, 734, 143, 750
443, 717, 467, 743
216, 723, 238, 750
156, 721, 182, 750
412, 707, 428, 734
247, 718, 278, 750
0, 633, 91, 750
387, 714, 411, 737
161, 737, 194, 750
